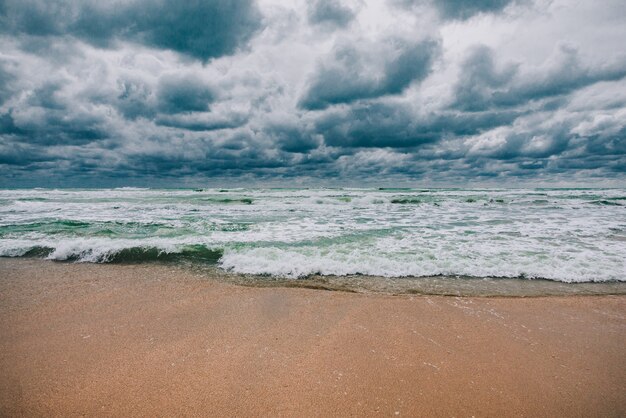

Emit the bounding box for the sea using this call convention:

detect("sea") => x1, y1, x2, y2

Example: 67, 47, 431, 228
1, 188, 624, 295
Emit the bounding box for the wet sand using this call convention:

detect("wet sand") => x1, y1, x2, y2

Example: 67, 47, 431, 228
0, 259, 625, 417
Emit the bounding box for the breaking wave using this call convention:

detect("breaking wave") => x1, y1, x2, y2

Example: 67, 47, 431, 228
1, 187, 625, 285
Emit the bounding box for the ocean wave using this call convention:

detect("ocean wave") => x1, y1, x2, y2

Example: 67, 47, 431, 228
1, 187, 625, 284
588, 200, 624, 206
390, 198, 422, 204
104, 245, 223, 263
218, 245, 624, 283
200, 197, 254, 204
1, 237, 623, 283
0, 240, 222, 264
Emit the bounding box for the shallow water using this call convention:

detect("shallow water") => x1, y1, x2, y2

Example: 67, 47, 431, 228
0, 188, 624, 290
209, 269, 626, 297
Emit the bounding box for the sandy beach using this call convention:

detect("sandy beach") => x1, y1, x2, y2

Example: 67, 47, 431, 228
0, 258, 624, 417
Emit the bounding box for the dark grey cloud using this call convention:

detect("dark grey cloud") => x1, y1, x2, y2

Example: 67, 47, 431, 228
299, 38, 439, 110
0, 112, 25, 136
435, 0, 515, 20
115, 78, 156, 120
316, 103, 423, 148
581, 127, 626, 158
451, 46, 518, 112
0, 0, 262, 61
0, 141, 51, 167
1, 81, 109, 146
5, 115, 108, 146
452, 45, 626, 112
394, 0, 517, 20
157, 75, 215, 114
113, 74, 219, 122
155, 113, 249, 132
1, 0, 625, 187
266, 122, 320, 153
0, 61, 16, 106
489, 127, 572, 160
314, 102, 521, 148
308, 0, 355, 28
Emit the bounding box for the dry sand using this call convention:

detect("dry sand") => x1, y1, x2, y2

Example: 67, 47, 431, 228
0, 258, 624, 417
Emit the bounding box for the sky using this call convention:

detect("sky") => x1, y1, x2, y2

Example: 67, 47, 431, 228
0, 0, 625, 188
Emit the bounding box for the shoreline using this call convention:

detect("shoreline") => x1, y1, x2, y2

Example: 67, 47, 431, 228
220, 270, 626, 297
3, 257, 626, 297
1, 258, 625, 416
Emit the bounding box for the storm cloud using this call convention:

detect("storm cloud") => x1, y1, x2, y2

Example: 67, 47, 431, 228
299, 38, 440, 110
0, 0, 261, 60
394, 0, 518, 20
452, 45, 626, 112
308, 0, 356, 28
435, 0, 517, 20
1, 0, 625, 187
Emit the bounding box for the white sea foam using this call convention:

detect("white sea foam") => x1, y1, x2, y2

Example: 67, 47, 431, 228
218, 237, 624, 283
0, 188, 624, 282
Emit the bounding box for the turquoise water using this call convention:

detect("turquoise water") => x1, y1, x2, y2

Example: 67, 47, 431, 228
0, 188, 624, 284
